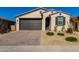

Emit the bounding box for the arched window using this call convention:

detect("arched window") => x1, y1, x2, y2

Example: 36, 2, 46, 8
56, 16, 65, 26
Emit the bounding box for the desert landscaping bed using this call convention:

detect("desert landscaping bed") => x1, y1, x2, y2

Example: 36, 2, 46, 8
41, 31, 79, 45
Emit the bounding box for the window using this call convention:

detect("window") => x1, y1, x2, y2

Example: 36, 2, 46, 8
56, 16, 65, 26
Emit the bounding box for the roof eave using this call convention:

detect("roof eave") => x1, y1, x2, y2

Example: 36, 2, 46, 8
15, 7, 49, 18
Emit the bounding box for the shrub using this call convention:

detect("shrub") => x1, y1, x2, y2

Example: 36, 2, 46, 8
0, 28, 10, 34
66, 28, 73, 33
0, 28, 5, 34
57, 32, 64, 36
6, 29, 10, 33
46, 32, 54, 36
65, 37, 77, 42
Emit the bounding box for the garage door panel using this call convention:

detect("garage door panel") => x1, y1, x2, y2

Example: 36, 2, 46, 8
20, 19, 42, 30
21, 20, 41, 23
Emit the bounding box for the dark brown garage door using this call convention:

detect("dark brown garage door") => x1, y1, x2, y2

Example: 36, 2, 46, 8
20, 19, 42, 30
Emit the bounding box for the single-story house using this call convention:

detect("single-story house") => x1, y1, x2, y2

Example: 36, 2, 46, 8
15, 8, 71, 31
0, 17, 15, 30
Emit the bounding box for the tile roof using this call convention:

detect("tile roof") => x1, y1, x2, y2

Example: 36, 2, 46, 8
0, 17, 15, 22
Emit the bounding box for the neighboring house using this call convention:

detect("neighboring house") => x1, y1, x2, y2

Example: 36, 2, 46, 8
0, 17, 15, 30
15, 8, 71, 31
72, 16, 79, 31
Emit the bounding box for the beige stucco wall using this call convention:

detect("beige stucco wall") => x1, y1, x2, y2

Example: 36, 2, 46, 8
51, 13, 71, 31
16, 9, 46, 18
78, 23, 79, 31
16, 18, 19, 31
16, 9, 47, 31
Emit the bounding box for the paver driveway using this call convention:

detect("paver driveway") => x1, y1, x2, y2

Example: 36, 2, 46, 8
0, 30, 41, 45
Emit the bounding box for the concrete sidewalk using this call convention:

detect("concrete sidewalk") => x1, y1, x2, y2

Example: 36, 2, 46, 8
0, 45, 79, 52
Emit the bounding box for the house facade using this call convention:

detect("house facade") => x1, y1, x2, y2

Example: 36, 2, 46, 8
16, 8, 71, 31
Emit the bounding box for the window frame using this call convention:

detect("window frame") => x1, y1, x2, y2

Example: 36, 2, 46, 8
56, 16, 65, 26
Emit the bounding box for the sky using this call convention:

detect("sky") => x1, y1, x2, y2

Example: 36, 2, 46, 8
0, 7, 79, 21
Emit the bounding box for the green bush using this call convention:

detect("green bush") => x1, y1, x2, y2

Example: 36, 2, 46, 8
65, 37, 77, 42
57, 32, 64, 36
46, 32, 54, 36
